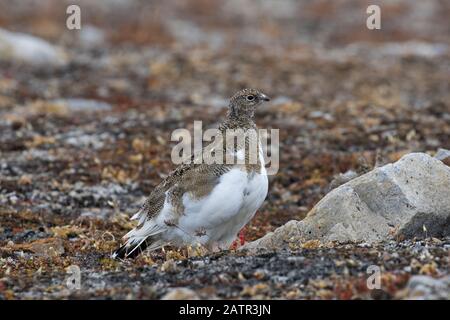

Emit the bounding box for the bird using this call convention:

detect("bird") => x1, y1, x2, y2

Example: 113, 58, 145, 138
112, 88, 270, 259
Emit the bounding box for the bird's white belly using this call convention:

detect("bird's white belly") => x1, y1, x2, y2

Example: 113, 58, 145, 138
164, 166, 268, 247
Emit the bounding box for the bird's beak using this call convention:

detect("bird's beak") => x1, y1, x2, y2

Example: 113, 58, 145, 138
259, 93, 270, 101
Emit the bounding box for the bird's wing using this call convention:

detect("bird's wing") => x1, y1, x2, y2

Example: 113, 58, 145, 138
131, 139, 231, 226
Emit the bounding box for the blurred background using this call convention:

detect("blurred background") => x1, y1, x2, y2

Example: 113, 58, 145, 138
0, 0, 449, 299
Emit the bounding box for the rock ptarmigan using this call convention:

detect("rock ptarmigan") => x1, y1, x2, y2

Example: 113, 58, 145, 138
113, 89, 270, 259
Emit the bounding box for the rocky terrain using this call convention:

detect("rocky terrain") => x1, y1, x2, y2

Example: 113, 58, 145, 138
0, 0, 449, 299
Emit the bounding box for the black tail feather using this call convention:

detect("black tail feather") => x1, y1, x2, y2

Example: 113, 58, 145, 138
112, 239, 149, 259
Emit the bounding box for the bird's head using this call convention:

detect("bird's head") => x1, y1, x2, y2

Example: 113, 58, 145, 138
228, 88, 270, 118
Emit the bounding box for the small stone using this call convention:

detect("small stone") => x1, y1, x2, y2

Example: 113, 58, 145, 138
191, 260, 205, 268
244, 153, 450, 251
434, 148, 450, 166
0, 28, 67, 66
160, 259, 178, 273
241, 283, 269, 296
9, 238, 65, 257
18, 175, 32, 186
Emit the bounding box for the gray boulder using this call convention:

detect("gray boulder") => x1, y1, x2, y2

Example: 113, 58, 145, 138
245, 153, 450, 251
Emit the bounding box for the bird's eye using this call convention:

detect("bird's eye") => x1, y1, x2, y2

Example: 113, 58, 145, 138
246, 95, 255, 101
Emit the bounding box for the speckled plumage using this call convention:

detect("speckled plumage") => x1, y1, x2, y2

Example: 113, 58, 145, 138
113, 89, 270, 259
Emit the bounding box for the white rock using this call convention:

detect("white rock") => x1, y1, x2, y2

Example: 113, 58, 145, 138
0, 28, 67, 66
245, 153, 450, 251
401, 275, 450, 300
